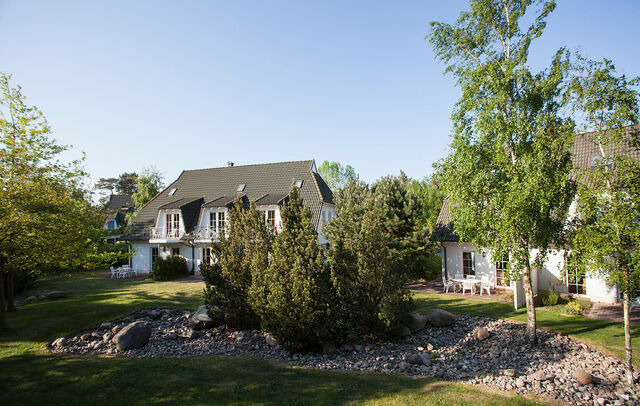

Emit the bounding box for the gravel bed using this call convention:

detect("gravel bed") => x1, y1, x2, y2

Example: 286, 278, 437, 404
50, 308, 639, 406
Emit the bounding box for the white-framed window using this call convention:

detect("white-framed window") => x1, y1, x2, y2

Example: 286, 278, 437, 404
567, 266, 586, 294
495, 255, 509, 287
172, 247, 180, 256
166, 213, 180, 237
151, 247, 159, 266
463, 251, 474, 277
266, 210, 276, 232
202, 247, 212, 265
209, 211, 226, 233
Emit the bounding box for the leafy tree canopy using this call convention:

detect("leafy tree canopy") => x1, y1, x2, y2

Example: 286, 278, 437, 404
317, 160, 357, 191
132, 167, 164, 209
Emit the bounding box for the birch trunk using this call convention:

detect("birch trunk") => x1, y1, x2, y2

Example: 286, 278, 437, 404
522, 259, 537, 345
624, 272, 634, 386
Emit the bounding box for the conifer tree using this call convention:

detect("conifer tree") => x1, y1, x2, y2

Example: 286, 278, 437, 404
201, 199, 272, 329
250, 186, 339, 351
325, 178, 413, 338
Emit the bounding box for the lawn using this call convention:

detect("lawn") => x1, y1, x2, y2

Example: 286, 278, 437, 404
413, 291, 640, 368
0, 272, 545, 406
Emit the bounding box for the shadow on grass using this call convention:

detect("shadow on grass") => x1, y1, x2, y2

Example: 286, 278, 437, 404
0, 353, 543, 406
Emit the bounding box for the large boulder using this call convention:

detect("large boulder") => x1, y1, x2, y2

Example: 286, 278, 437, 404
572, 368, 593, 385
425, 309, 455, 327
45, 291, 67, 299
473, 327, 490, 341
112, 321, 151, 351
188, 305, 219, 330
406, 313, 428, 333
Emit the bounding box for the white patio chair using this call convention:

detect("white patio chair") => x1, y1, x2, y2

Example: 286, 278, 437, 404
110, 266, 118, 279
442, 275, 459, 293
461, 279, 476, 295
480, 275, 492, 296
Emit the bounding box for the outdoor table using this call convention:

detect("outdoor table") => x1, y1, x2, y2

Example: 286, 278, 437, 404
452, 278, 481, 295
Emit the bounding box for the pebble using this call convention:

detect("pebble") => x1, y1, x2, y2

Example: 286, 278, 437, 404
50, 308, 639, 406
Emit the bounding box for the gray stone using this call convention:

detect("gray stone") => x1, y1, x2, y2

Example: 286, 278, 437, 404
407, 313, 428, 333
401, 326, 411, 337
45, 291, 67, 299
515, 378, 525, 388
425, 309, 455, 327
341, 344, 354, 352
24, 296, 38, 304
572, 368, 593, 385
99, 322, 113, 330
165, 332, 178, 340
52, 337, 66, 347
399, 361, 410, 371
531, 370, 546, 381
112, 321, 151, 351
188, 305, 219, 330
148, 310, 161, 320
419, 353, 432, 366
187, 329, 202, 339
503, 369, 516, 377
265, 333, 278, 347
354, 344, 363, 352
473, 327, 490, 341
407, 354, 421, 365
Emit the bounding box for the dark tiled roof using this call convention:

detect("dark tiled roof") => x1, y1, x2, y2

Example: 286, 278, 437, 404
431, 197, 459, 242
255, 193, 289, 206
105, 194, 134, 211
432, 124, 640, 242
125, 160, 333, 241
159, 197, 202, 210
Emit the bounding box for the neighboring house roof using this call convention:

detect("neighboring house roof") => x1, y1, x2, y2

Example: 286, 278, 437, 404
105, 194, 134, 211
432, 124, 640, 242
125, 160, 334, 241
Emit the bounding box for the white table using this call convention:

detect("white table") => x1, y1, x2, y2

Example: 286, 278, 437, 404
452, 278, 481, 295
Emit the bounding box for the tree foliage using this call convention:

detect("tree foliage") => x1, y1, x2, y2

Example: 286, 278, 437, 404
325, 177, 414, 338
429, 0, 576, 343
317, 160, 357, 191
0, 73, 103, 328
132, 167, 164, 209
250, 186, 339, 351
202, 200, 272, 329
116, 172, 138, 195
568, 57, 640, 384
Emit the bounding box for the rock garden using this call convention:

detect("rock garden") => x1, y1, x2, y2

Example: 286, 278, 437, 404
50, 306, 639, 406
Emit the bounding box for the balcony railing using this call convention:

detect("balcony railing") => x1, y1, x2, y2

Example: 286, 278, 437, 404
194, 226, 222, 241
150, 227, 184, 240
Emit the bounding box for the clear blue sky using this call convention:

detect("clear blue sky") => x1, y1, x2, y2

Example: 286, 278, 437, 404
1, 1, 638, 189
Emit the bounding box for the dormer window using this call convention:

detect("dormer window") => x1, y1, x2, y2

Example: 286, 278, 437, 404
169, 188, 177, 196
295, 180, 303, 188
166, 213, 180, 238
237, 184, 246, 192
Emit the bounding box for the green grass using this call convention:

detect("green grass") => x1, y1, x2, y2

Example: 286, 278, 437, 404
413, 291, 640, 367
0, 272, 545, 406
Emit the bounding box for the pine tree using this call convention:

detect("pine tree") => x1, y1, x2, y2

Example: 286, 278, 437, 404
325, 178, 413, 338
250, 186, 339, 351
201, 199, 272, 329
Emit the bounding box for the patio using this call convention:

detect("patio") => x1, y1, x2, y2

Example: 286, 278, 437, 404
408, 279, 512, 302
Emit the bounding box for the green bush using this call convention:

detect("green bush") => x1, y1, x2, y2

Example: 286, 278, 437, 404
201, 200, 271, 329
325, 178, 413, 338
250, 186, 341, 352
152, 255, 188, 281
542, 290, 559, 306
565, 300, 583, 315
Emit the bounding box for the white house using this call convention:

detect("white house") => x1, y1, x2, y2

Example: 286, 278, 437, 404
103, 194, 135, 243
125, 160, 336, 274
432, 127, 640, 305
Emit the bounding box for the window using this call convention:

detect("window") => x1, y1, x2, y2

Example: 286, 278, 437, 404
151, 247, 159, 266
295, 180, 303, 188
209, 211, 226, 233
495, 255, 509, 287
463, 252, 474, 277
202, 247, 212, 265
266, 210, 276, 232
172, 248, 180, 256
169, 188, 177, 196
237, 184, 246, 192
567, 266, 586, 294
166, 213, 180, 237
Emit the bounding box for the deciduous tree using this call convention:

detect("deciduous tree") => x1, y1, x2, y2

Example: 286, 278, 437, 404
317, 161, 357, 191
429, 0, 576, 343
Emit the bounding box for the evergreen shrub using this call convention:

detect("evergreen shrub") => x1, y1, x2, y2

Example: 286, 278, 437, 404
152, 255, 188, 281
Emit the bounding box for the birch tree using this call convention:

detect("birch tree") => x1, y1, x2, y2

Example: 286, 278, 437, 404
569, 57, 640, 385
429, 0, 576, 343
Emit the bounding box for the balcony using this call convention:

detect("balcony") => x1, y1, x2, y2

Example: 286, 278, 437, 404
149, 227, 184, 242
194, 226, 223, 242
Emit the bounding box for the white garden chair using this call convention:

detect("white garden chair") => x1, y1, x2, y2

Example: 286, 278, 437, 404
110, 266, 118, 279
442, 275, 459, 293
480, 275, 492, 296
461, 279, 476, 295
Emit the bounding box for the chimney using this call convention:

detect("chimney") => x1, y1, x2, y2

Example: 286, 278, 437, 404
227, 161, 234, 167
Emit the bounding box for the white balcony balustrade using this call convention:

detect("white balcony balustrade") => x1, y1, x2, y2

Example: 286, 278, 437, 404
150, 227, 184, 240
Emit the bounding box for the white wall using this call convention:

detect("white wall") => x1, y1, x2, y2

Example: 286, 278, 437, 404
317, 203, 336, 244
130, 242, 196, 273
442, 242, 500, 286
